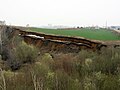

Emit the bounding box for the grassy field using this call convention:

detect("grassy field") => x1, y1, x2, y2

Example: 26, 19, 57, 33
30, 28, 120, 40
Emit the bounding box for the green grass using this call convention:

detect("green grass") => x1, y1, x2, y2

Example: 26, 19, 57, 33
30, 28, 120, 41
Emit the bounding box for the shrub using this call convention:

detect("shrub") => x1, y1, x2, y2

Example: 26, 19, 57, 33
92, 47, 120, 74
8, 41, 39, 70
102, 75, 120, 90
54, 70, 82, 90
15, 41, 38, 63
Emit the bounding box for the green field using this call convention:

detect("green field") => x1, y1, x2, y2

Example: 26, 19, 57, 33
30, 28, 120, 41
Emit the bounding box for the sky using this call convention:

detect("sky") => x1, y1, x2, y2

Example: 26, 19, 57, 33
0, 0, 120, 27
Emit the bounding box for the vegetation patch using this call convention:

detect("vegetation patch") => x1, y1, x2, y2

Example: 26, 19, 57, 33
0, 47, 120, 90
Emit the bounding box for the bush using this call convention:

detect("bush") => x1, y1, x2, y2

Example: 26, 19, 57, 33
102, 75, 120, 90
92, 47, 120, 74
9, 41, 39, 70
16, 41, 38, 63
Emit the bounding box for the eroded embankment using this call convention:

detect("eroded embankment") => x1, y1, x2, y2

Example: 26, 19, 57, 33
1, 26, 120, 53
14, 29, 107, 50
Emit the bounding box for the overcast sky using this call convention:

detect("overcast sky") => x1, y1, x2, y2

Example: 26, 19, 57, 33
0, 0, 120, 27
